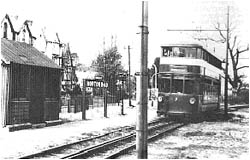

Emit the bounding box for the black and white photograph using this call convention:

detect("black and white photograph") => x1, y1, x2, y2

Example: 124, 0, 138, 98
0, 0, 249, 159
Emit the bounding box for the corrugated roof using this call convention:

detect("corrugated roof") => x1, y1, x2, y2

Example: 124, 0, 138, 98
1, 38, 61, 69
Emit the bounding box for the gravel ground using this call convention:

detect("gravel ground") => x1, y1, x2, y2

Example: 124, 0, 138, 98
121, 107, 249, 159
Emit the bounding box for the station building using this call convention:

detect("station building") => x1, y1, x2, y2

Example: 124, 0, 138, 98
1, 38, 62, 127
0, 14, 63, 128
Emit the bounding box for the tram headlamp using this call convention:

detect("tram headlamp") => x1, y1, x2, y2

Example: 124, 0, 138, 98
158, 96, 163, 102
189, 97, 196, 104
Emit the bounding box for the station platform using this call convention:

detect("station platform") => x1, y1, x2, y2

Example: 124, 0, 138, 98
0, 100, 157, 159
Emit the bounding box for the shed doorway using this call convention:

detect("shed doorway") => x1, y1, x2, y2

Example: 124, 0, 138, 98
30, 67, 44, 123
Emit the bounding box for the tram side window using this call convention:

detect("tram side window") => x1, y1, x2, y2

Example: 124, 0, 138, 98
158, 78, 170, 93
203, 51, 206, 60
203, 83, 209, 103
179, 48, 186, 57
204, 51, 209, 62
203, 82, 219, 103
187, 48, 197, 58
197, 48, 203, 59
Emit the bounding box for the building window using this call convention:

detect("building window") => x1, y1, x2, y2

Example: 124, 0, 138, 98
3, 22, 8, 38
22, 29, 26, 42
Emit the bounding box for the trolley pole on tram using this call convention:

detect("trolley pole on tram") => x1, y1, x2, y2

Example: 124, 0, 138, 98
137, 1, 148, 159
167, 6, 230, 117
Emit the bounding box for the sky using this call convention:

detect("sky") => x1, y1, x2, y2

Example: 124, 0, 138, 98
1, 0, 249, 76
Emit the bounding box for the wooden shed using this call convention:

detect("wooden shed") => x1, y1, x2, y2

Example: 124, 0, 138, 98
1, 38, 62, 127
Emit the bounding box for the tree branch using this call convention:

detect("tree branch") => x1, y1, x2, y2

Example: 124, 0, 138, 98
237, 66, 249, 71
214, 22, 227, 42
228, 75, 234, 88
236, 44, 249, 54
235, 48, 239, 67
231, 36, 237, 52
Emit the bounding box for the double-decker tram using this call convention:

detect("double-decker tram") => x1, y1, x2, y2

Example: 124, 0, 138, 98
155, 44, 223, 119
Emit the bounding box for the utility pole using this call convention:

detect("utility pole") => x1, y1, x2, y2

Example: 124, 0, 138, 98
167, 6, 229, 117
82, 79, 86, 120
121, 77, 124, 115
137, 1, 148, 159
103, 39, 108, 118
128, 45, 132, 106
224, 6, 229, 117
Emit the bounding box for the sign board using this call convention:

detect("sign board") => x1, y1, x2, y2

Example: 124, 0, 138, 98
151, 88, 158, 98
86, 87, 93, 92
86, 80, 108, 88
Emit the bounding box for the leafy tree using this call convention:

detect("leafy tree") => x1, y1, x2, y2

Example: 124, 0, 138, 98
91, 46, 126, 95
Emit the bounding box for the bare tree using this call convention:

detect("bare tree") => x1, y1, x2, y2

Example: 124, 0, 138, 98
197, 22, 249, 95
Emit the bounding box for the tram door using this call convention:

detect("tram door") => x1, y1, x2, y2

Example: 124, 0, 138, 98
30, 67, 44, 123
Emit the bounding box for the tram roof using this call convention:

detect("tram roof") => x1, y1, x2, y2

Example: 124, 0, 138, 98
161, 43, 202, 48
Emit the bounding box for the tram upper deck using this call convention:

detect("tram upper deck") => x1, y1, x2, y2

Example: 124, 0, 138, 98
159, 44, 223, 79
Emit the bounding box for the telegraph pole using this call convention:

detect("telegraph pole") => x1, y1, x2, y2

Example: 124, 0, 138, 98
121, 77, 124, 115
128, 45, 132, 106
82, 79, 86, 120
224, 6, 229, 117
103, 39, 108, 118
167, 6, 230, 117
137, 1, 148, 159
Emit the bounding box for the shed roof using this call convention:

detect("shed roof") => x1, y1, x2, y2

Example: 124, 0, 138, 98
1, 38, 61, 69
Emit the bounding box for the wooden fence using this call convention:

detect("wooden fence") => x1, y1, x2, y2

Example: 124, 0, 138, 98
60, 95, 118, 113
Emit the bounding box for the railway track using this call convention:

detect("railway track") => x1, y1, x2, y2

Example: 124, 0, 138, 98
18, 118, 167, 159
67, 122, 185, 159
105, 122, 185, 159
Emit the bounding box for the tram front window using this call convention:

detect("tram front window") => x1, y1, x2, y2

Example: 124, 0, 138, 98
172, 77, 197, 94
158, 75, 198, 94
184, 80, 195, 94
162, 47, 198, 58
158, 78, 170, 93
172, 79, 183, 93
